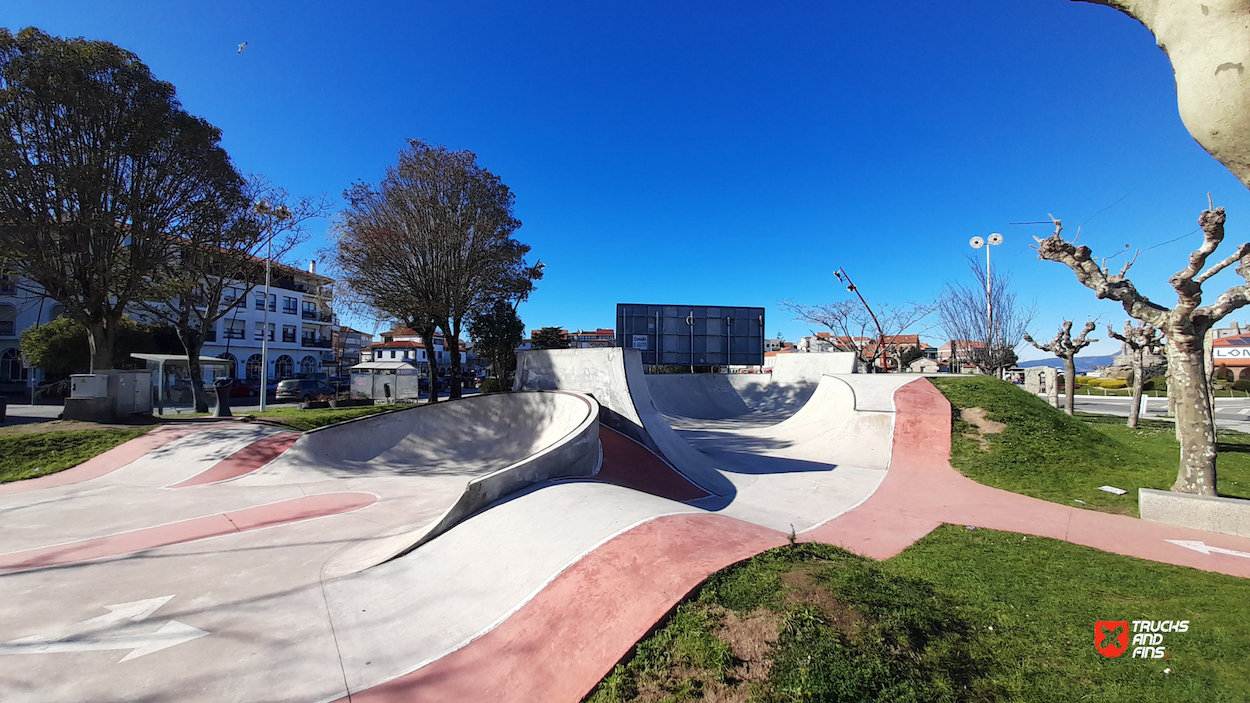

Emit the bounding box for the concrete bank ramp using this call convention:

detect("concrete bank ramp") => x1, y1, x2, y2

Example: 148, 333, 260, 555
515, 348, 736, 497
252, 391, 600, 572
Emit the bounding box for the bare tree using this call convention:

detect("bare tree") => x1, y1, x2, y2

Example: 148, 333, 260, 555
936, 257, 1034, 376
1032, 207, 1250, 495
332, 140, 541, 401
1106, 320, 1164, 429
1023, 321, 1098, 416
138, 178, 326, 411
1071, 2, 1250, 192
780, 298, 932, 372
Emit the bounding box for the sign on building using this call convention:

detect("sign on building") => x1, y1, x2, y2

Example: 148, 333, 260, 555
615, 304, 765, 367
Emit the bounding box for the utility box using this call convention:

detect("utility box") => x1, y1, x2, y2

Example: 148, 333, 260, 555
70, 374, 109, 399
114, 371, 153, 416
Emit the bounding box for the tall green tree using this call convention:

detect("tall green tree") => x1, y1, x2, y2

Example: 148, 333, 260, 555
20, 316, 179, 377
0, 27, 236, 371
531, 327, 569, 350
468, 300, 525, 384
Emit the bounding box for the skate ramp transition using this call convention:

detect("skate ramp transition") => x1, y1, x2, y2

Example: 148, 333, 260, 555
653, 373, 896, 472
514, 348, 737, 497
258, 390, 600, 569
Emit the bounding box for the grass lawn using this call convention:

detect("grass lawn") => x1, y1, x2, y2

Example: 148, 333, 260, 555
0, 427, 152, 483
240, 403, 408, 432
928, 377, 1250, 515
588, 526, 1250, 703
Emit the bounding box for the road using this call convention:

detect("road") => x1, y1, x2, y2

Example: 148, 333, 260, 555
1067, 394, 1250, 433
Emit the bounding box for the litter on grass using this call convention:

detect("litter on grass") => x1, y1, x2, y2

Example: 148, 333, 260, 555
1073, 499, 1086, 504
1098, 485, 1128, 495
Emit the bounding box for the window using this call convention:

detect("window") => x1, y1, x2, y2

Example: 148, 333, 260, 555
48, 303, 66, 321
254, 292, 266, 310
1, 348, 25, 381
224, 319, 246, 340
245, 354, 263, 379
0, 273, 15, 294
299, 355, 319, 374
302, 301, 317, 320
282, 325, 296, 343
254, 321, 274, 341
274, 355, 294, 380
390, 350, 397, 359
283, 297, 298, 315
217, 353, 237, 378
0, 304, 16, 337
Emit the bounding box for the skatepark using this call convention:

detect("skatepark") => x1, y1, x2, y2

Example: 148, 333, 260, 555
2, 349, 1249, 702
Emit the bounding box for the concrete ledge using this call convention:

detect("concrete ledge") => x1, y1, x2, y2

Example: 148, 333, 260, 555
1139, 488, 1250, 538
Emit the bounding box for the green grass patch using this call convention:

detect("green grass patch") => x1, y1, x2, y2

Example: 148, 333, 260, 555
928, 377, 1250, 515
239, 403, 408, 431
0, 427, 152, 483
588, 526, 1250, 702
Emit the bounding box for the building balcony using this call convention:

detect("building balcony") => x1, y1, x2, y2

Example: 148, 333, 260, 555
302, 338, 333, 349
302, 311, 317, 320
282, 333, 297, 343
319, 312, 333, 323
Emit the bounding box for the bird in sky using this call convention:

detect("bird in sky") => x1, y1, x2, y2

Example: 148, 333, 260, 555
237, 42, 248, 53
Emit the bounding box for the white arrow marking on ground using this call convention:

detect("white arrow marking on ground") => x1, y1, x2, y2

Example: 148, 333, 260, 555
0, 595, 207, 662
1166, 539, 1250, 559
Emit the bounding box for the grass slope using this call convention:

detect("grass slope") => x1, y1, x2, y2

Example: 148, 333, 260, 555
0, 427, 152, 483
929, 377, 1250, 514
240, 404, 407, 431
588, 527, 1250, 702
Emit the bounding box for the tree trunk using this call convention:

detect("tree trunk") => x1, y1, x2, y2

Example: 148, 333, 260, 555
1128, 353, 1144, 430
1170, 343, 1218, 496
85, 318, 118, 372
417, 321, 439, 405
184, 334, 209, 413
445, 320, 463, 401
1063, 356, 1076, 416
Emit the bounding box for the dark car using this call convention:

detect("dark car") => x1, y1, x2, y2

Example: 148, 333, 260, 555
276, 379, 337, 403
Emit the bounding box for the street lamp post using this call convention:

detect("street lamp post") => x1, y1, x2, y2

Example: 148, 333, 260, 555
969, 233, 1003, 374
252, 200, 291, 411
834, 267, 887, 372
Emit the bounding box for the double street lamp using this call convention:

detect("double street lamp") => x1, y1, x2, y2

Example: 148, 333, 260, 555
252, 200, 291, 411
969, 232, 1003, 373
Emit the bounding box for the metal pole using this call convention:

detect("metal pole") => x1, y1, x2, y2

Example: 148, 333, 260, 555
835, 268, 887, 372
260, 234, 271, 411
687, 311, 694, 373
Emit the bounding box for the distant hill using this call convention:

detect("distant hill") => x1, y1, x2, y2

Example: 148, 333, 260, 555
1017, 355, 1117, 372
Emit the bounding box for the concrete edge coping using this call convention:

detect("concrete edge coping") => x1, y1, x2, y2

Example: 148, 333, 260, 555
1139, 487, 1250, 539
320, 391, 603, 577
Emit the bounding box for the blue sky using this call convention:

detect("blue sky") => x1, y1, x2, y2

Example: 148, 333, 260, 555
10, 0, 1250, 360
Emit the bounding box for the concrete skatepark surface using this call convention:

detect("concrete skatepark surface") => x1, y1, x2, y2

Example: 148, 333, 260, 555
2, 351, 1248, 702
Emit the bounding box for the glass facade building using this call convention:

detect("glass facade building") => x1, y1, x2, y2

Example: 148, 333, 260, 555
615, 304, 765, 367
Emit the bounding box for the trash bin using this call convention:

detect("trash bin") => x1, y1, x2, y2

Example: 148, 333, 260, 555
213, 379, 233, 418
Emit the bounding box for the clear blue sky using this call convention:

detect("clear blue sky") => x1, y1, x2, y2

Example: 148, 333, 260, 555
11, 0, 1250, 360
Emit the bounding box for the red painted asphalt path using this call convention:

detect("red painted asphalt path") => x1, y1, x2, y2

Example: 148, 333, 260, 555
804, 381, 1250, 578
0, 492, 377, 573
341, 379, 1250, 702
336, 514, 788, 703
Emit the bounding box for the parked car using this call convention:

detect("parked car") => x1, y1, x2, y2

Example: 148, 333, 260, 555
276, 379, 338, 403
227, 378, 260, 398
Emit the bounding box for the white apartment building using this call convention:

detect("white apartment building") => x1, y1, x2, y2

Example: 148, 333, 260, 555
0, 272, 64, 392
183, 261, 339, 381
1, 259, 342, 388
